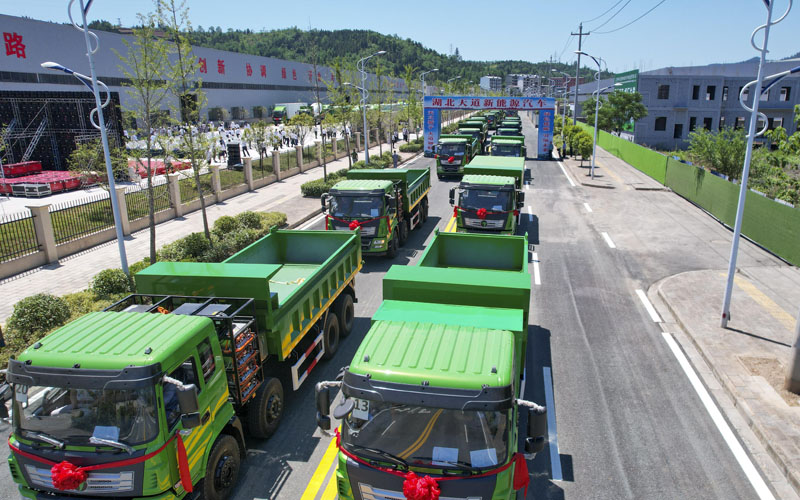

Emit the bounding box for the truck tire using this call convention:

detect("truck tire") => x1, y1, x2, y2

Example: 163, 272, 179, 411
387, 232, 398, 259
336, 293, 355, 337
421, 198, 429, 223
246, 377, 284, 439
399, 219, 409, 246
200, 434, 241, 500
322, 312, 340, 360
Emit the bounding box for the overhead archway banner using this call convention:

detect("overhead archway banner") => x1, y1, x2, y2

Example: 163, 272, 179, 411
422, 95, 556, 158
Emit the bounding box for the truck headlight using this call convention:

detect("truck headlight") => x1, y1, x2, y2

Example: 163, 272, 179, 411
372, 239, 385, 247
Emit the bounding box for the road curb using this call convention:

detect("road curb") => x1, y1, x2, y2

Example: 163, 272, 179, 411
288, 208, 323, 229
652, 273, 800, 497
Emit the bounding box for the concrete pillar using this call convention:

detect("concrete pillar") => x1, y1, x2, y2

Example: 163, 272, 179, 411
295, 145, 304, 172
785, 306, 800, 394
355, 133, 361, 151
244, 157, 254, 190
272, 151, 281, 181
317, 141, 323, 164
114, 186, 132, 236
167, 173, 183, 217
27, 205, 58, 264
210, 165, 222, 201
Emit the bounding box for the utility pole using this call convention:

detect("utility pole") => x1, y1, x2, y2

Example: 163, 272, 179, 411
571, 23, 589, 125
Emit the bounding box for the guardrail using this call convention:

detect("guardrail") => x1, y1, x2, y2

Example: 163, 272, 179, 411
0, 209, 39, 263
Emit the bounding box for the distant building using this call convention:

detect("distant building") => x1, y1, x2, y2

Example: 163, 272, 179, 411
574, 59, 800, 149
480, 76, 502, 92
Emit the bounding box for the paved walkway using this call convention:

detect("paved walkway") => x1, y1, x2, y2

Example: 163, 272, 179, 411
0, 135, 423, 323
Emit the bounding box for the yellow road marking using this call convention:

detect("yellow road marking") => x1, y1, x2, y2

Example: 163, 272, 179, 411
721, 273, 796, 330
597, 160, 626, 185
320, 473, 339, 500
399, 409, 443, 459
300, 438, 339, 500
444, 216, 457, 233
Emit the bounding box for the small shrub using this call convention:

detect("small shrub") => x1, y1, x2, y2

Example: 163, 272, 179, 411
157, 240, 188, 262
258, 212, 287, 231
90, 269, 132, 298
63, 290, 117, 319
200, 237, 236, 263
7, 293, 71, 339
399, 142, 422, 153
180, 232, 212, 259
213, 215, 238, 238
229, 228, 262, 250
129, 258, 151, 275
235, 211, 262, 230
300, 170, 347, 197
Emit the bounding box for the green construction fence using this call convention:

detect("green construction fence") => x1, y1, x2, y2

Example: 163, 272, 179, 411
575, 122, 800, 266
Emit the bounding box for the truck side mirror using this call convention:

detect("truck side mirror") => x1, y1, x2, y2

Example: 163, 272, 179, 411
527, 407, 547, 440
321, 193, 329, 211
525, 436, 546, 454
449, 188, 455, 206
333, 398, 355, 420
315, 382, 331, 417
316, 413, 331, 431
177, 384, 199, 415
518, 192, 525, 204
181, 412, 202, 429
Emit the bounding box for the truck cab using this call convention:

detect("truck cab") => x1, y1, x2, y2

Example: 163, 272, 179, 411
489, 136, 527, 158
435, 135, 479, 179
272, 105, 287, 124
7, 303, 247, 500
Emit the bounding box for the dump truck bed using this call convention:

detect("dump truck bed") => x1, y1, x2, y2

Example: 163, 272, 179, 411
464, 156, 525, 189
135, 230, 361, 362
345, 168, 430, 213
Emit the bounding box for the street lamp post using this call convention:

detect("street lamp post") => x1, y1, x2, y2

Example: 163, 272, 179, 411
41, 0, 128, 274
356, 50, 386, 164
575, 50, 606, 180
720, 0, 793, 329
552, 69, 573, 154
420, 68, 438, 97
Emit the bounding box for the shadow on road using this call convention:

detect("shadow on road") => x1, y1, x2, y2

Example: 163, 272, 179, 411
361, 215, 441, 274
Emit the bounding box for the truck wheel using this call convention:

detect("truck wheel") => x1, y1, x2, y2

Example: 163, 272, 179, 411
437, 174, 443, 180
421, 198, 429, 223
201, 434, 241, 500
336, 293, 355, 337
399, 219, 409, 246
246, 377, 284, 439
322, 312, 340, 360
387, 233, 398, 259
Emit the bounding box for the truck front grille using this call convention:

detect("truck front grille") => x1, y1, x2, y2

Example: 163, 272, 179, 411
358, 482, 481, 500
464, 217, 504, 229
332, 225, 376, 236
25, 465, 134, 493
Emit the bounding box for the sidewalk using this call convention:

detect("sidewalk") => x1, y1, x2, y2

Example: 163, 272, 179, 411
0, 135, 423, 323
654, 266, 800, 498
558, 146, 666, 191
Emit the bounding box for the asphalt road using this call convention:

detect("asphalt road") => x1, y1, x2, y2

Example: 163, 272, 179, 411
221, 111, 780, 499
0, 113, 778, 500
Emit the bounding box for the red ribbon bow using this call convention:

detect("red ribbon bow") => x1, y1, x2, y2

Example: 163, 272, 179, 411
447, 156, 456, 163
348, 220, 360, 230
476, 208, 488, 219
9, 434, 193, 493
403, 472, 441, 500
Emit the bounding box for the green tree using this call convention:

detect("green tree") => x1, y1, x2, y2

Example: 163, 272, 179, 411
288, 113, 314, 146
157, 0, 213, 240
687, 127, 747, 180
583, 91, 648, 134
575, 131, 593, 165
115, 12, 174, 264
66, 138, 128, 184
326, 58, 357, 167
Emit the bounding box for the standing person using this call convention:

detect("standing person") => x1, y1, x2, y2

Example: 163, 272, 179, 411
314, 127, 318, 139
241, 140, 250, 157
259, 140, 267, 159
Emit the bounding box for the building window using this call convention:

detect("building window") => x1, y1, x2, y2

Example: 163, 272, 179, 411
722, 86, 729, 101
657, 85, 670, 99
719, 116, 726, 130
780, 87, 791, 101
706, 86, 716, 100
757, 118, 766, 130
654, 116, 667, 131
760, 87, 769, 101
703, 117, 713, 130
692, 85, 700, 100
735, 117, 745, 129
739, 86, 750, 101
673, 123, 683, 139
689, 117, 697, 132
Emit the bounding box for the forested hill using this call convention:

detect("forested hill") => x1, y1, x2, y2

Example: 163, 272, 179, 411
88, 21, 607, 84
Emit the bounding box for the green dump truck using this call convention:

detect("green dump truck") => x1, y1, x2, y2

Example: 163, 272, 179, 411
434, 134, 481, 179
315, 231, 547, 500
450, 156, 526, 235
489, 135, 527, 158
322, 168, 431, 258
457, 126, 486, 152
6, 229, 361, 500
497, 119, 522, 136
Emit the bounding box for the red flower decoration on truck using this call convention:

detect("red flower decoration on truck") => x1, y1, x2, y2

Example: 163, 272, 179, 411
476, 208, 488, 219
51, 461, 87, 491
349, 221, 360, 230
402, 472, 440, 500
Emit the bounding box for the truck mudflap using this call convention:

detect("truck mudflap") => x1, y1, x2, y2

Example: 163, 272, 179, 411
290, 328, 325, 390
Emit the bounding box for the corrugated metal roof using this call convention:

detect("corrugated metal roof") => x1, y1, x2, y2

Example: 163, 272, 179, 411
17, 311, 211, 369
331, 179, 393, 191
349, 320, 514, 390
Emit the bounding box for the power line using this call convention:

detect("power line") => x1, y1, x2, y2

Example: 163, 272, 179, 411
581, 0, 625, 24
591, 0, 632, 31
595, 0, 668, 34
557, 34, 575, 61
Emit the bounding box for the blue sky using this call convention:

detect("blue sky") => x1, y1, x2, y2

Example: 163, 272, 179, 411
6, 0, 798, 72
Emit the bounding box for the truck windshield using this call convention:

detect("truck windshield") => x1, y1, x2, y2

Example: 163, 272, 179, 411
460, 188, 512, 212
331, 195, 384, 219
14, 385, 159, 447
492, 145, 522, 157
342, 400, 509, 470
438, 144, 465, 157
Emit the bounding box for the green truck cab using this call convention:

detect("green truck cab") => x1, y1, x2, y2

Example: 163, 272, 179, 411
457, 126, 486, 152
322, 168, 431, 258
484, 110, 504, 131
434, 134, 481, 179
272, 105, 287, 124
489, 136, 527, 158
7, 229, 361, 500
449, 156, 526, 235
315, 231, 547, 500
462, 118, 489, 137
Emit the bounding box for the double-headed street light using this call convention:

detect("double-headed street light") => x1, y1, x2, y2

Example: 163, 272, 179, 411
420, 68, 438, 96
356, 50, 386, 163
575, 50, 607, 180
